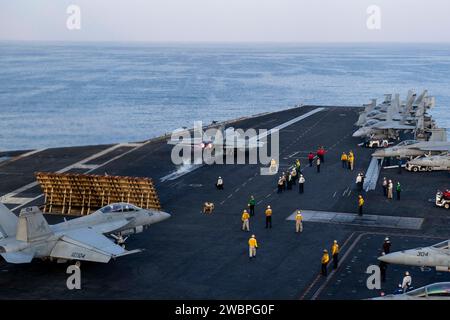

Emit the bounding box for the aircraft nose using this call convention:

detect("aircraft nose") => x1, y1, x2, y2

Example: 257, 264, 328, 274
158, 211, 171, 222
378, 252, 405, 265
352, 131, 362, 138
372, 150, 384, 157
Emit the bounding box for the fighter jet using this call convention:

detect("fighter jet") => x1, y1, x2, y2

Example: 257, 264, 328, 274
168, 124, 264, 153
372, 128, 450, 158
0, 202, 170, 264
405, 153, 450, 172
378, 240, 450, 272
371, 282, 450, 300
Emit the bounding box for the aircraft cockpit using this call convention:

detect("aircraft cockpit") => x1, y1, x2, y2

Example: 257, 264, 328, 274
100, 203, 140, 214
396, 140, 417, 147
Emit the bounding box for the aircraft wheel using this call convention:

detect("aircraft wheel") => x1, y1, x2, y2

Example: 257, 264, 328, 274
382, 141, 388, 147
427, 167, 433, 172
445, 203, 450, 209
412, 166, 418, 172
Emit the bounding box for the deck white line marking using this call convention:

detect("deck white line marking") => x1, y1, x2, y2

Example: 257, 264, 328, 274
333, 191, 337, 198
265, 193, 271, 198
253, 108, 325, 142
342, 187, 349, 197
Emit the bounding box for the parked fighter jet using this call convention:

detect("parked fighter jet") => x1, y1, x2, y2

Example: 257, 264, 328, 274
0, 202, 170, 264
406, 153, 450, 172
372, 128, 450, 158
371, 282, 450, 300
378, 240, 450, 272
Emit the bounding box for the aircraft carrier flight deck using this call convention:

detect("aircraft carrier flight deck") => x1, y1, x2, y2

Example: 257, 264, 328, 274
0, 105, 449, 300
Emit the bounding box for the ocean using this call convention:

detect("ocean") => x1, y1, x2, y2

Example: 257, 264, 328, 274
0, 42, 449, 151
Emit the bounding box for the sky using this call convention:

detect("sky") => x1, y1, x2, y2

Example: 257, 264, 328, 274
1, 0, 449, 42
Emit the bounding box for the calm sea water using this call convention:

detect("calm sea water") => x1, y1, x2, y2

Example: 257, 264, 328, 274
0, 42, 449, 151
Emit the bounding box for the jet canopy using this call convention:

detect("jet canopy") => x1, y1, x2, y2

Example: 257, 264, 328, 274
396, 140, 417, 147
405, 282, 450, 298
431, 240, 450, 250
425, 283, 450, 297
99, 203, 140, 214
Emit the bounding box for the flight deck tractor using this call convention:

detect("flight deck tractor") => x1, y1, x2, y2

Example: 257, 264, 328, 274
435, 190, 450, 209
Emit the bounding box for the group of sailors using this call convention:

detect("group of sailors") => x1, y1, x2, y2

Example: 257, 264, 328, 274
340, 150, 355, 170
277, 163, 306, 194
381, 177, 402, 200
320, 240, 341, 276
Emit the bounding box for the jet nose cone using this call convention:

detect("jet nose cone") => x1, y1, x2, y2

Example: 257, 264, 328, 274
372, 150, 384, 157
378, 252, 404, 264
352, 131, 362, 138
158, 211, 171, 221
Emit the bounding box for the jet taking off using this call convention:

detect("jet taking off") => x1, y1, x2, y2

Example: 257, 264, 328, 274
378, 240, 450, 272
168, 124, 265, 153
0, 203, 170, 264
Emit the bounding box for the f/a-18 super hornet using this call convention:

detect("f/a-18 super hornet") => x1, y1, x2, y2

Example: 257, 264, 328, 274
372, 128, 450, 158
405, 152, 450, 172
0, 202, 170, 264
378, 240, 450, 272
168, 123, 265, 153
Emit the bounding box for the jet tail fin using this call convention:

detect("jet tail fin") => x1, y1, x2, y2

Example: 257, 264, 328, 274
0, 203, 19, 238
16, 207, 53, 242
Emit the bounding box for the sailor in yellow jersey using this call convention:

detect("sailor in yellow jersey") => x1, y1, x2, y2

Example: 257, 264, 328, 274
295, 210, 303, 233
248, 234, 258, 259
331, 240, 340, 269
241, 209, 250, 232
321, 249, 330, 276
341, 152, 348, 168
358, 195, 364, 216
265, 205, 272, 229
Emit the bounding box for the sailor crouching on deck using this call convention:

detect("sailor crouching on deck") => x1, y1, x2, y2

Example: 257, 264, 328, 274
216, 176, 224, 190
248, 234, 258, 259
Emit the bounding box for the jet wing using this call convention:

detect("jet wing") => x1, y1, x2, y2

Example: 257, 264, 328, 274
89, 218, 132, 234
373, 123, 415, 130
418, 145, 450, 152
0, 252, 34, 264
50, 228, 141, 263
